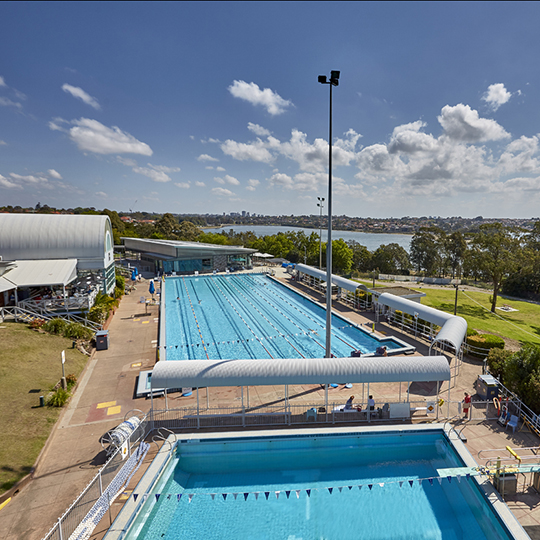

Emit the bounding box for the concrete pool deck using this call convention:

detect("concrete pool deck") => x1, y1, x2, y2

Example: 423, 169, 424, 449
1, 269, 539, 540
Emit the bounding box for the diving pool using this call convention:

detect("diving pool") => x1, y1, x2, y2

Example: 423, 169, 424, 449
163, 274, 412, 361
109, 426, 526, 540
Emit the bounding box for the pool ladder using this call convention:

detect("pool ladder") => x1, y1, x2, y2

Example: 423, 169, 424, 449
152, 427, 175, 452
443, 416, 467, 443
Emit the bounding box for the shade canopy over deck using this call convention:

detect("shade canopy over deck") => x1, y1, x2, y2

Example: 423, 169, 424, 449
151, 356, 450, 390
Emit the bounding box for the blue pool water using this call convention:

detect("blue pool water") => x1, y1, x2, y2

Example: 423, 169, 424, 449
164, 274, 409, 360
127, 430, 513, 540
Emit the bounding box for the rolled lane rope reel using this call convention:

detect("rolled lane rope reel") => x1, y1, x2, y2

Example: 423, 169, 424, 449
108, 416, 141, 448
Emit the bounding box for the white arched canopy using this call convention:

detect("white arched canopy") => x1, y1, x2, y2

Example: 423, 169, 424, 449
296, 264, 368, 293
377, 293, 467, 354
151, 356, 451, 391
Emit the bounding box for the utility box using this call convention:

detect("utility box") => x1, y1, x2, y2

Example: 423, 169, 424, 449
494, 474, 517, 497
96, 330, 109, 351
476, 374, 499, 400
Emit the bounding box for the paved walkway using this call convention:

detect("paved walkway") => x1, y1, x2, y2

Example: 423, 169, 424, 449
1, 270, 540, 540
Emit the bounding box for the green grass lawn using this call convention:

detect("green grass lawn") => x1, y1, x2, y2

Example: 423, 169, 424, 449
421, 288, 540, 346
356, 278, 540, 346
0, 322, 89, 495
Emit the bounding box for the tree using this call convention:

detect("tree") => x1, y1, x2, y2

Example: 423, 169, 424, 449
469, 223, 520, 312
503, 345, 540, 414
322, 239, 353, 273
347, 240, 372, 272
178, 220, 202, 241
155, 213, 179, 239
371, 243, 411, 275
444, 231, 467, 278
410, 229, 440, 276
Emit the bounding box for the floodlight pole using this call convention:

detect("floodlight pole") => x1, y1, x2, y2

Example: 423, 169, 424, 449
317, 197, 324, 269
318, 70, 340, 359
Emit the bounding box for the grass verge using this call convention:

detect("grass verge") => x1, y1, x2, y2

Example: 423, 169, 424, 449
0, 322, 89, 495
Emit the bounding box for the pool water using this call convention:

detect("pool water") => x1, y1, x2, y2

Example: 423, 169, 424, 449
127, 431, 513, 540
164, 274, 409, 360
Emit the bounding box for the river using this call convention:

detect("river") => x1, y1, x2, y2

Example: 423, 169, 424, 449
215, 225, 412, 252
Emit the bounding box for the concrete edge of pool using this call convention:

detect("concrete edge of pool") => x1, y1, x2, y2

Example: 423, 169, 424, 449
104, 424, 530, 540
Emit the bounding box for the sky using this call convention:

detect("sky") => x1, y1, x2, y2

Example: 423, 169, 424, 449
2, 2, 540, 219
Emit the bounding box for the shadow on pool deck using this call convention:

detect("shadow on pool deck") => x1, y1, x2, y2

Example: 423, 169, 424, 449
1, 269, 540, 540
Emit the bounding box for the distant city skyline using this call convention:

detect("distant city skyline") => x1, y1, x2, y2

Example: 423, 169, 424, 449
2, 2, 540, 218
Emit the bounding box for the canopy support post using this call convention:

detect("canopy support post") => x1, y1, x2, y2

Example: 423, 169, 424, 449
241, 386, 245, 427
197, 388, 200, 430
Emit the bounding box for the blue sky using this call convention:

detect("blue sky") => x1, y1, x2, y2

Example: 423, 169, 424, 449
1, 1, 540, 218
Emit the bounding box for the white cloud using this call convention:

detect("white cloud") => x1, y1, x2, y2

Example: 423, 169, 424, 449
197, 153, 219, 162
221, 138, 274, 163
116, 156, 137, 167
67, 118, 153, 155
0, 76, 6, 87
214, 176, 225, 184
211, 187, 234, 197
62, 84, 101, 110
131, 163, 180, 183
48, 117, 69, 132
0, 97, 22, 110
205, 166, 214, 170
247, 122, 271, 136
388, 121, 437, 154
438, 104, 510, 142
195, 181, 206, 187
482, 83, 512, 111
247, 179, 260, 191
174, 182, 190, 189
0, 174, 22, 189
10, 173, 49, 185
498, 136, 540, 175
228, 80, 293, 115
0, 140, 6, 146
95, 191, 107, 198
268, 172, 293, 189
216, 166, 226, 172
224, 174, 240, 185
47, 169, 62, 179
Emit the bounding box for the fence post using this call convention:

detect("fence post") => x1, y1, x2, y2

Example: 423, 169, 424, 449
58, 517, 63, 540
98, 469, 103, 496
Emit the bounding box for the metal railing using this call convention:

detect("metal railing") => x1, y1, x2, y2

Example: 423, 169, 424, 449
41, 416, 150, 540
0, 305, 102, 331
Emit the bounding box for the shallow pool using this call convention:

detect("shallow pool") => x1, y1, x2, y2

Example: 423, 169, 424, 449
124, 429, 517, 540
164, 274, 411, 360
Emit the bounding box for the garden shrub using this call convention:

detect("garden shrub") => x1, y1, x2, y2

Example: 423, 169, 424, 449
466, 334, 505, 357
43, 318, 68, 335
47, 388, 70, 407
116, 274, 125, 291
63, 322, 93, 340
467, 328, 479, 337
486, 348, 512, 380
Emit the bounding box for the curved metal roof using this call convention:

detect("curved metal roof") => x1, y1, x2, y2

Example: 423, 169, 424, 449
377, 293, 467, 353
296, 264, 368, 293
151, 356, 450, 390
0, 214, 112, 262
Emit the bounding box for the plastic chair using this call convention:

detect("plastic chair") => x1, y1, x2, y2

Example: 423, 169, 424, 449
506, 415, 519, 433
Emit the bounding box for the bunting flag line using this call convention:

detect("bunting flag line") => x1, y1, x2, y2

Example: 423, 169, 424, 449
131, 469, 484, 504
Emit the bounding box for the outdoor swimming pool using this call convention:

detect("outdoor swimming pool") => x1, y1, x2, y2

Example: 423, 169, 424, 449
163, 274, 411, 361
113, 427, 523, 540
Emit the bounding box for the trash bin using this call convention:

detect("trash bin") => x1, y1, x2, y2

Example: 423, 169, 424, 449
476, 374, 499, 400
96, 330, 109, 351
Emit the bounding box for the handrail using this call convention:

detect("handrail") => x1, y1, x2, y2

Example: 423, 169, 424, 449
479, 446, 540, 461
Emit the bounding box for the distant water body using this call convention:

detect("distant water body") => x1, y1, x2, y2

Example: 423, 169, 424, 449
216, 225, 412, 252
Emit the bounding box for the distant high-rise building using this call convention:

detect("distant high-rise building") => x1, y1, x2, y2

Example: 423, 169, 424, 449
242, 210, 246, 217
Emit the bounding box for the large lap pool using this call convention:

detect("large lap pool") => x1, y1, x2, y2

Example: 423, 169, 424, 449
163, 274, 411, 361
113, 426, 524, 540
